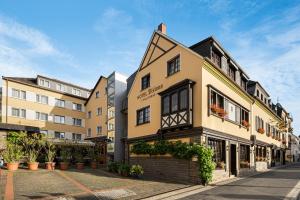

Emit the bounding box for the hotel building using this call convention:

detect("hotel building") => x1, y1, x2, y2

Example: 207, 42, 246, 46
126, 24, 293, 182
1, 75, 90, 141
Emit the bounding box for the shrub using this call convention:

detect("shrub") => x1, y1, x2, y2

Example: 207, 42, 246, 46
60, 149, 71, 163
74, 151, 84, 163
44, 141, 56, 162
131, 140, 216, 185
19, 132, 45, 163
108, 161, 120, 173
118, 163, 131, 176
2, 143, 23, 163
130, 165, 144, 178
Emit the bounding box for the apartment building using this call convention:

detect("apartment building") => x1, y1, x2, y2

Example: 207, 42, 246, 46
126, 24, 293, 182
1, 75, 90, 141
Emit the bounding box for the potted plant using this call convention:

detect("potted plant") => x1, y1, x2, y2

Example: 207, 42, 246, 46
242, 120, 250, 128
2, 143, 23, 171
217, 108, 227, 118
44, 141, 56, 170
19, 132, 45, 171
88, 147, 97, 169
74, 151, 84, 170
118, 163, 130, 176
60, 149, 71, 170
130, 164, 144, 178
216, 161, 225, 169
258, 128, 265, 134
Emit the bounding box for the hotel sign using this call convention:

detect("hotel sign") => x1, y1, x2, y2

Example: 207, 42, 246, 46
137, 84, 163, 101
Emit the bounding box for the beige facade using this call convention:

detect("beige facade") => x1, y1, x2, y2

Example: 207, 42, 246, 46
126, 25, 292, 180
85, 76, 108, 138
1, 76, 90, 141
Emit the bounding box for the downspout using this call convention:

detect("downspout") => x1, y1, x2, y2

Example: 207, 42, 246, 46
5, 79, 8, 123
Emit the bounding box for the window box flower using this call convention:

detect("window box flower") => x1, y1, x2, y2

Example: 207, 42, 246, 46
210, 104, 219, 113
217, 108, 227, 118
242, 120, 250, 128
258, 128, 265, 134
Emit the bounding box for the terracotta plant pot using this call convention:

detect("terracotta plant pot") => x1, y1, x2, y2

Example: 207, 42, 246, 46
45, 162, 55, 170
60, 162, 69, 170
28, 162, 39, 170
90, 161, 97, 169
76, 163, 84, 170
6, 162, 19, 171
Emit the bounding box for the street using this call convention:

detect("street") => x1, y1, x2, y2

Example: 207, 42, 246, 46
179, 163, 300, 200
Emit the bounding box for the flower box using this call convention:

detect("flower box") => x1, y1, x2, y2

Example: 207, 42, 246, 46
210, 104, 227, 118
242, 120, 250, 128
258, 128, 265, 134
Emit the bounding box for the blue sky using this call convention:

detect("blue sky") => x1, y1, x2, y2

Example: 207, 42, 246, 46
0, 0, 299, 134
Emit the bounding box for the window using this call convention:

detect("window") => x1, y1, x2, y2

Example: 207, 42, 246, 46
108, 110, 115, 118
241, 79, 247, 90
255, 116, 264, 132
241, 109, 249, 123
97, 126, 102, 135
210, 90, 224, 111
162, 88, 188, 115
108, 123, 114, 131
261, 94, 263, 101
40, 130, 48, 136
171, 93, 178, 112
211, 50, 221, 67
240, 144, 250, 168
97, 107, 102, 116
88, 111, 91, 119
167, 56, 180, 76
56, 84, 65, 92
72, 88, 81, 96
55, 99, 65, 108
12, 89, 26, 100
35, 112, 48, 121
72, 133, 81, 141
11, 108, 25, 118
39, 79, 50, 88
73, 118, 82, 126
141, 74, 150, 90
162, 96, 170, 115
73, 103, 82, 111
137, 106, 150, 125
208, 138, 225, 163
256, 90, 260, 97
95, 91, 100, 98
12, 108, 20, 117
179, 89, 188, 110
87, 128, 91, 137
54, 132, 65, 139
228, 66, 236, 81
36, 94, 48, 104
54, 115, 65, 124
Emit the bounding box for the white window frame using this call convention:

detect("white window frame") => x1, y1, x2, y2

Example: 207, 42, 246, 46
55, 99, 65, 108
54, 115, 65, 124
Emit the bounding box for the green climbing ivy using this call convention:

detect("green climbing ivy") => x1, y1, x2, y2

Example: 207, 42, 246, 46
131, 140, 215, 185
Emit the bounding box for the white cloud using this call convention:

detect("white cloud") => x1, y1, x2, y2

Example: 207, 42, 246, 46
0, 15, 81, 86
217, 5, 300, 135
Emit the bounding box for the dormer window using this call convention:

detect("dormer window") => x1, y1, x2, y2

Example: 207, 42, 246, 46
241, 79, 247, 90
72, 88, 81, 96
39, 79, 50, 88
56, 83, 65, 92
211, 50, 221, 67
167, 56, 180, 76
256, 90, 260, 97
228, 66, 236, 81
261, 94, 263, 101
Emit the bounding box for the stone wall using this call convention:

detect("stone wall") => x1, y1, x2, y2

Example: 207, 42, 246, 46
130, 156, 201, 184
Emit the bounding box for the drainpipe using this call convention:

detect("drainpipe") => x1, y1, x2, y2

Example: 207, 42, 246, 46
5, 79, 8, 123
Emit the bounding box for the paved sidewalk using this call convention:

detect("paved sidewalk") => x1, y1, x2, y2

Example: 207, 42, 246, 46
179, 163, 300, 200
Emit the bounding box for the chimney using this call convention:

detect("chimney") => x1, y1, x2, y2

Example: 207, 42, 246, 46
157, 23, 167, 34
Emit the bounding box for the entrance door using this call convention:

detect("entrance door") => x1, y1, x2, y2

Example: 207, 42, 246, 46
230, 144, 237, 176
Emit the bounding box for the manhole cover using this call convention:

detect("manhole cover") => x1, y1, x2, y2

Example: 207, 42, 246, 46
94, 189, 136, 199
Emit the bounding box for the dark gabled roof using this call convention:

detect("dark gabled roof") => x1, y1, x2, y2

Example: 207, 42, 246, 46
190, 36, 250, 79
247, 80, 270, 97
126, 70, 137, 95
2, 76, 88, 100
0, 123, 40, 132
84, 76, 107, 105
